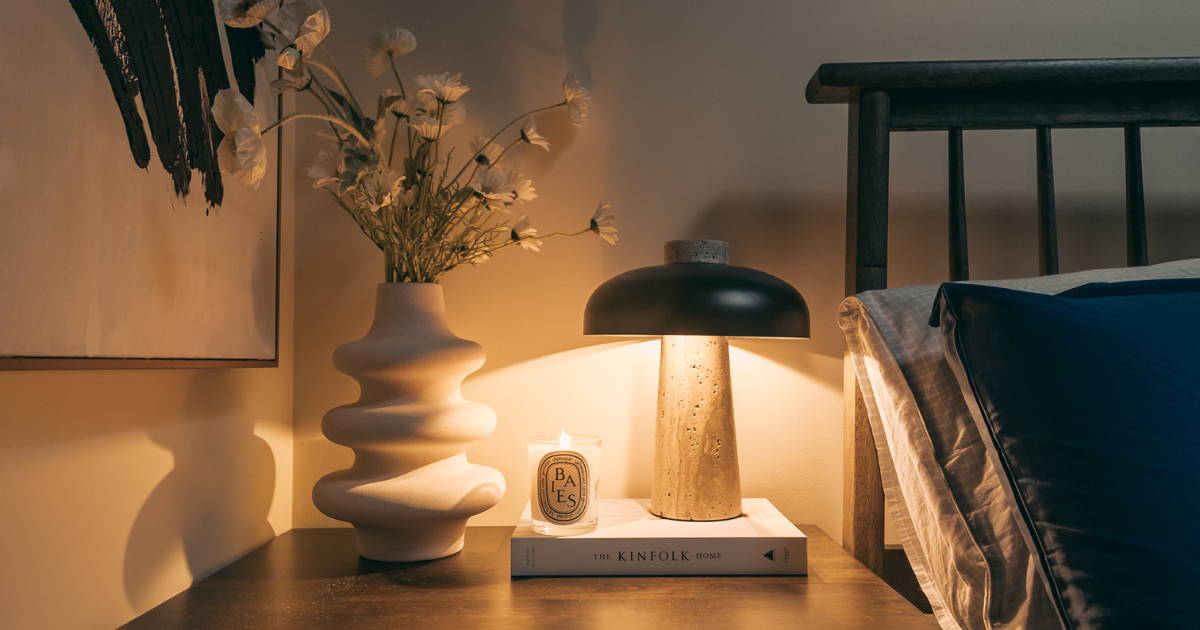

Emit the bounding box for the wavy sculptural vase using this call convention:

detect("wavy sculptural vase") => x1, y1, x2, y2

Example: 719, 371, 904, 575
313, 283, 505, 562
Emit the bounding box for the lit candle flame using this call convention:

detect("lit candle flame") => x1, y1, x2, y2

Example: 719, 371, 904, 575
557, 428, 572, 450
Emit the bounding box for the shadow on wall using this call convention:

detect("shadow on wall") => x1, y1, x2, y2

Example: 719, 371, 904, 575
122, 370, 276, 611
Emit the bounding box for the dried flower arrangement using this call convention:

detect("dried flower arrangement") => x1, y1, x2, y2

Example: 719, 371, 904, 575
214, 0, 617, 282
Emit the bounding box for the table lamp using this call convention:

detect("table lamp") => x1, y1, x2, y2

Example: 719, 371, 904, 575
583, 240, 810, 521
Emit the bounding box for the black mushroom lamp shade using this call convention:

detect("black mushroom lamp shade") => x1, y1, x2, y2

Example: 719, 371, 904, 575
583, 242, 810, 338
583, 240, 810, 521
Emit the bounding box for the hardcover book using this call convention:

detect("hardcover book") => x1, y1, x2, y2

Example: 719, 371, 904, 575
510, 498, 806, 576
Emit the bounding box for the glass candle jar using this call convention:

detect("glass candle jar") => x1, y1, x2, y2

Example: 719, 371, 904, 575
528, 431, 601, 535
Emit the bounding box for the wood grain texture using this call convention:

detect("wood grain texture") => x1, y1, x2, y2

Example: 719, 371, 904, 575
842, 358, 884, 576
652, 335, 740, 521
842, 88, 888, 576
122, 526, 937, 630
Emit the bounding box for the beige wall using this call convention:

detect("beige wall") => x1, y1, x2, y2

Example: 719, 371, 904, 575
0, 213, 293, 628
292, 0, 1200, 540
0, 359, 294, 630
0, 7, 296, 626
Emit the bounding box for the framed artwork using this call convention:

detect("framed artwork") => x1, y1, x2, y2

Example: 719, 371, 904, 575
0, 2, 280, 369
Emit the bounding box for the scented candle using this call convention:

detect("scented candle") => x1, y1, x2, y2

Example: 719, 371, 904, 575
528, 431, 601, 535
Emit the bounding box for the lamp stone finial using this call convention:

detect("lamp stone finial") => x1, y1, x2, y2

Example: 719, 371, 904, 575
665, 239, 729, 264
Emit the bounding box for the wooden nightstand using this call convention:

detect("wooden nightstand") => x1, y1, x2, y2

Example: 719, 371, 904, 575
122, 525, 937, 629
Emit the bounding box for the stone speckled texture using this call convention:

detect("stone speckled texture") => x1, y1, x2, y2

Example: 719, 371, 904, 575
665, 239, 729, 264
652, 335, 741, 520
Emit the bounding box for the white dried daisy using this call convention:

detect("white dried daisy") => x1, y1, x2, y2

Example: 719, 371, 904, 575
367, 27, 417, 77
471, 167, 534, 210
510, 216, 543, 252
513, 177, 537, 203
520, 119, 550, 151
408, 114, 443, 140
407, 98, 465, 140
562, 73, 591, 126
415, 72, 471, 104
471, 167, 518, 210
470, 136, 504, 166
589, 203, 618, 245
411, 93, 466, 127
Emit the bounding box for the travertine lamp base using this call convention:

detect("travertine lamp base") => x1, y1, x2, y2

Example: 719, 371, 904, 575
652, 334, 742, 521
650, 239, 742, 521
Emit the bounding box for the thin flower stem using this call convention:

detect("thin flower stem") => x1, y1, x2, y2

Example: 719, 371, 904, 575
481, 227, 592, 255
387, 117, 401, 167
388, 56, 407, 98
310, 88, 339, 117
492, 138, 522, 164
537, 228, 592, 240
306, 59, 364, 115
453, 137, 521, 198
329, 62, 367, 113
444, 102, 566, 187
438, 147, 455, 191
263, 113, 371, 147
307, 73, 348, 118
432, 103, 445, 167
383, 57, 415, 165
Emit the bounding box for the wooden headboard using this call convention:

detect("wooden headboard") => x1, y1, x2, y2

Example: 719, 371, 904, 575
804, 57, 1200, 575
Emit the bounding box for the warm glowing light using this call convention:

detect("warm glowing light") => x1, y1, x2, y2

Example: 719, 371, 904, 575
557, 428, 572, 450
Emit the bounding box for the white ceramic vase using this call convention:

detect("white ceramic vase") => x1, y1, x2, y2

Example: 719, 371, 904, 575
313, 283, 505, 562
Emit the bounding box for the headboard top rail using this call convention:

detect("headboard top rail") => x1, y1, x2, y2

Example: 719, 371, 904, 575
807, 56, 1200, 105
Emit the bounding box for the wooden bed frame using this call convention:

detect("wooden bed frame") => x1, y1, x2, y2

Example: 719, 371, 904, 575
805, 57, 1200, 576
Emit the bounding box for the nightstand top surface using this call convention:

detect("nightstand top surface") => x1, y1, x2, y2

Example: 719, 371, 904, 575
122, 524, 936, 629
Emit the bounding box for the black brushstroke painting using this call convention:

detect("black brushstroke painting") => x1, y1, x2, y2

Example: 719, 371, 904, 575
68, 0, 266, 206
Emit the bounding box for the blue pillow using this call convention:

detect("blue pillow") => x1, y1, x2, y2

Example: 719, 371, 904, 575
933, 279, 1200, 630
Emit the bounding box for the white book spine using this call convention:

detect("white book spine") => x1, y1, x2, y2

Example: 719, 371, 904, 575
511, 536, 806, 576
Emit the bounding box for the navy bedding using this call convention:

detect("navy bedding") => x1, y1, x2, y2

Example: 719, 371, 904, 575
933, 279, 1200, 630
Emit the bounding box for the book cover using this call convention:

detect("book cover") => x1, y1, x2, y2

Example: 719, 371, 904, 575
510, 498, 806, 576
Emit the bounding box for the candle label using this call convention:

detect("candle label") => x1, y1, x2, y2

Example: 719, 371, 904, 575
537, 450, 590, 523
